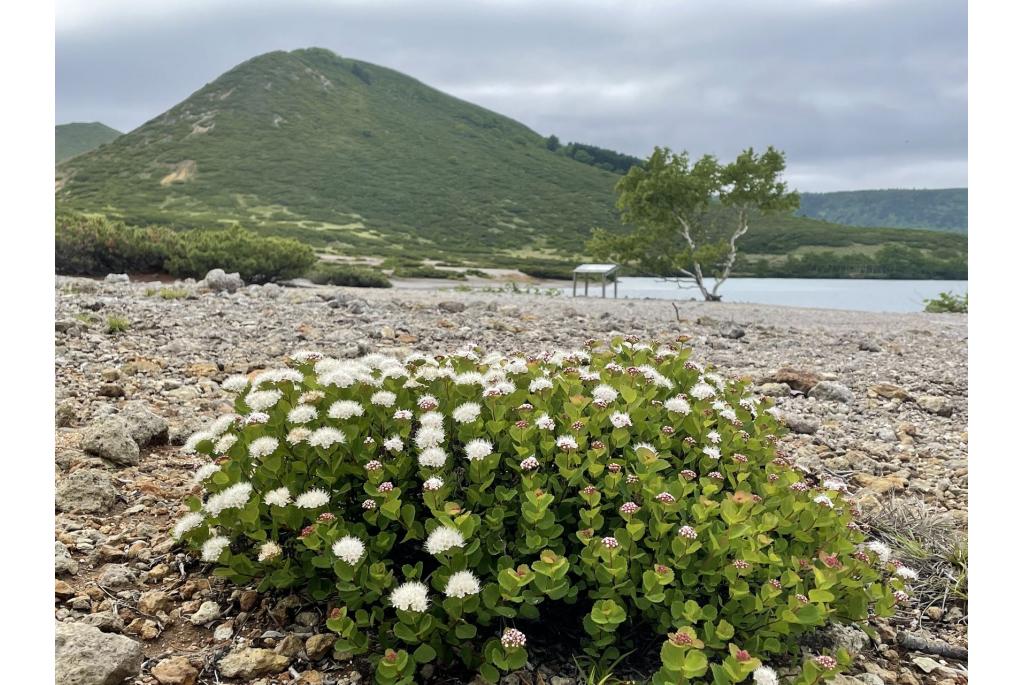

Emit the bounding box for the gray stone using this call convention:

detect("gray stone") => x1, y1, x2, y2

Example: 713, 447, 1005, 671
856, 675, 885, 685
213, 622, 234, 641
912, 656, 942, 674
56, 401, 78, 427
858, 340, 881, 352
78, 611, 125, 633
876, 427, 898, 442
438, 300, 466, 313
56, 541, 79, 576
822, 622, 869, 656
200, 269, 244, 293
55, 621, 143, 685
757, 382, 792, 397
217, 647, 291, 679
809, 380, 854, 403
190, 600, 221, 625
784, 413, 820, 435
81, 417, 140, 466
719, 324, 745, 339
97, 564, 137, 590
56, 469, 118, 514
104, 273, 130, 284
917, 395, 953, 417
119, 401, 169, 446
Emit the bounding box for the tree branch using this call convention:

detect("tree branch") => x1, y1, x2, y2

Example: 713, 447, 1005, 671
712, 206, 749, 296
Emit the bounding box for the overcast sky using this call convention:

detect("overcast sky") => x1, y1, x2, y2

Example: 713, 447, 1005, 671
56, 0, 966, 192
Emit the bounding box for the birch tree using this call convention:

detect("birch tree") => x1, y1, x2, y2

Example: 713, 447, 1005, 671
589, 146, 799, 301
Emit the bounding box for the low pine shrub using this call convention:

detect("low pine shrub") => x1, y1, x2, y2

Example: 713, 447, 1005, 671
55, 214, 317, 283
923, 291, 967, 313
175, 338, 907, 684
392, 264, 467, 280
55, 213, 180, 275
164, 226, 316, 283
305, 263, 393, 288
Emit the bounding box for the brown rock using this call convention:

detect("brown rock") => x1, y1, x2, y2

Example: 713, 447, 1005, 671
137, 590, 172, 615
122, 359, 163, 376
55, 579, 76, 599
760, 367, 821, 394
98, 544, 126, 560
151, 656, 199, 685
275, 634, 305, 658
305, 633, 335, 661
854, 472, 908, 495
126, 617, 161, 640
297, 671, 326, 685
239, 590, 260, 611
146, 563, 171, 581
98, 383, 125, 398
869, 383, 912, 401
186, 362, 219, 377
863, 661, 898, 683
217, 647, 291, 679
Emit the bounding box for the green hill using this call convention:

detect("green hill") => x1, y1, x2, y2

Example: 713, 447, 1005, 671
56, 122, 122, 163
796, 188, 967, 233
56, 48, 966, 276
56, 48, 624, 261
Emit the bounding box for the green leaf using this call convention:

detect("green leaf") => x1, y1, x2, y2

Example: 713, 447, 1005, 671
412, 644, 437, 663
715, 619, 735, 640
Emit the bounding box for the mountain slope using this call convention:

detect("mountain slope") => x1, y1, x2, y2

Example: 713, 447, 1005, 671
796, 188, 967, 233
56, 48, 623, 259
56, 122, 122, 163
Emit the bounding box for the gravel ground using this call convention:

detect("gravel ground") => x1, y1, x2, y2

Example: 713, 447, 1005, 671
54, 276, 968, 685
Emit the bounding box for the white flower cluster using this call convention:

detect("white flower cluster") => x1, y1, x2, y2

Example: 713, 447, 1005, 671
204, 482, 253, 516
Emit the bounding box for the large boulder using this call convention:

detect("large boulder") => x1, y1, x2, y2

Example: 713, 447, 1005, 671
81, 417, 140, 466
103, 273, 130, 284
55, 621, 143, 685
200, 269, 244, 293
119, 402, 169, 446
56, 469, 118, 514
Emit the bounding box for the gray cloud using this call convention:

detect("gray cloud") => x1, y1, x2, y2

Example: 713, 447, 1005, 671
56, 0, 966, 191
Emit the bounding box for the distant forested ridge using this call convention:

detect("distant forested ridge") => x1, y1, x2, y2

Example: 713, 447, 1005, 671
56, 122, 122, 163
796, 188, 967, 233
545, 136, 645, 174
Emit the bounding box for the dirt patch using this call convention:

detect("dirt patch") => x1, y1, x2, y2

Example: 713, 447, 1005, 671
160, 160, 197, 186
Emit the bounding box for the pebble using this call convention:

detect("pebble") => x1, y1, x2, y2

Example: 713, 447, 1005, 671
190, 600, 221, 625
217, 647, 292, 679
151, 656, 199, 685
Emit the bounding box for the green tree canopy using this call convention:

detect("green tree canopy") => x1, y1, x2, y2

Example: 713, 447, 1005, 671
589, 146, 799, 300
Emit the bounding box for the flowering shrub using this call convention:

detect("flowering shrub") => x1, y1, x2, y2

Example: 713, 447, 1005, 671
174, 338, 908, 684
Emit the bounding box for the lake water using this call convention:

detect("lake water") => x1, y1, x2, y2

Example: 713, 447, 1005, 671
562, 278, 968, 313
